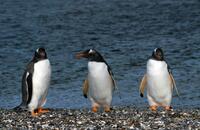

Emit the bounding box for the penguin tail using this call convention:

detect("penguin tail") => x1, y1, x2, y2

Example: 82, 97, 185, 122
13, 106, 22, 111
13, 103, 28, 111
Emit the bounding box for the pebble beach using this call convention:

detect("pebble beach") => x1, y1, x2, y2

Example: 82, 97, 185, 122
0, 107, 199, 129
0, 0, 200, 129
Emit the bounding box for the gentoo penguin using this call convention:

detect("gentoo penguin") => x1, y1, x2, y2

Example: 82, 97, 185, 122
139, 48, 178, 111
76, 49, 116, 112
15, 48, 51, 116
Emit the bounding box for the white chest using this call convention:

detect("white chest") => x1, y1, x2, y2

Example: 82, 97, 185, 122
88, 62, 108, 78
34, 60, 51, 79
147, 59, 168, 76
28, 59, 51, 110
146, 59, 172, 99
32, 59, 51, 94
87, 61, 113, 99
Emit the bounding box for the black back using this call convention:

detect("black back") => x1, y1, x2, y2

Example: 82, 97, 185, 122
14, 48, 47, 110
87, 49, 106, 63
21, 62, 34, 105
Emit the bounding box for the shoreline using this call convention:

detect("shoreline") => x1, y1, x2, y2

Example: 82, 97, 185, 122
0, 106, 199, 129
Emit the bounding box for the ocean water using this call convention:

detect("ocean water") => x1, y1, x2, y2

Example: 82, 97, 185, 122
0, 0, 199, 109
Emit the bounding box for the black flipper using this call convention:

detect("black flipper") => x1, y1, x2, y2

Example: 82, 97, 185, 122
106, 63, 122, 99
14, 62, 34, 111
166, 60, 179, 97
26, 73, 32, 104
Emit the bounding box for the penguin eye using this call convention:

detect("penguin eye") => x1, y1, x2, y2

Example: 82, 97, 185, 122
88, 53, 94, 58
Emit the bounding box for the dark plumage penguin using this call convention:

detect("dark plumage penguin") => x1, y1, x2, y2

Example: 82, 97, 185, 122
139, 48, 178, 111
15, 48, 51, 116
76, 49, 116, 112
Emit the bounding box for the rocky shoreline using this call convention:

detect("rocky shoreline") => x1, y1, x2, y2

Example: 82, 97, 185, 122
0, 106, 199, 129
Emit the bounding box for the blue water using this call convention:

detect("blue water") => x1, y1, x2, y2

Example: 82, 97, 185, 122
0, 0, 199, 109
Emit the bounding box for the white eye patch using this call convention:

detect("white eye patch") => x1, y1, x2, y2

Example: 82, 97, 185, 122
154, 48, 158, 53
36, 48, 39, 53
89, 49, 94, 53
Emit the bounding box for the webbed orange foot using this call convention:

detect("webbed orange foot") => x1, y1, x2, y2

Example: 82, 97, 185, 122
164, 106, 172, 111
31, 110, 39, 117
92, 106, 99, 112
150, 105, 157, 111
104, 106, 111, 112
38, 108, 49, 113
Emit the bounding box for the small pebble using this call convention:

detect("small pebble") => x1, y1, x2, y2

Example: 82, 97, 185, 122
0, 107, 199, 129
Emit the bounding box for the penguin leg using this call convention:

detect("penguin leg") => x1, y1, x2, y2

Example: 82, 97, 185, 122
39, 93, 47, 106
92, 105, 99, 112
150, 105, 157, 111
37, 96, 49, 114
31, 108, 49, 116
164, 106, 172, 111
147, 95, 158, 111
104, 98, 112, 112
104, 105, 111, 112
38, 107, 49, 113
91, 102, 99, 112
31, 109, 40, 117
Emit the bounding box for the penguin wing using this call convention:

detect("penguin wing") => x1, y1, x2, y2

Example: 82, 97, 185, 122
107, 65, 117, 89
21, 62, 34, 106
167, 63, 180, 96
139, 74, 147, 97
82, 78, 89, 98
169, 72, 180, 97
110, 72, 116, 89
26, 72, 33, 104
105, 63, 122, 98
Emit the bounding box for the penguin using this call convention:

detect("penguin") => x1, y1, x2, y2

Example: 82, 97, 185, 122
76, 49, 116, 112
15, 48, 51, 116
139, 48, 178, 111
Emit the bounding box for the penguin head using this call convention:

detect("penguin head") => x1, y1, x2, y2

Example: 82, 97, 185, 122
152, 48, 164, 61
33, 48, 47, 61
76, 49, 105, 62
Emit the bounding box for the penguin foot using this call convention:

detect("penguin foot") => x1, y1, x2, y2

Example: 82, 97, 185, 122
31, 110, 40, 117
31, 108, 49, 116
104, 106, 111, 112
38, 108, 49, 113
164, 106, 172, 111
92, 106, 98, 112
150, 105, 157, 111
